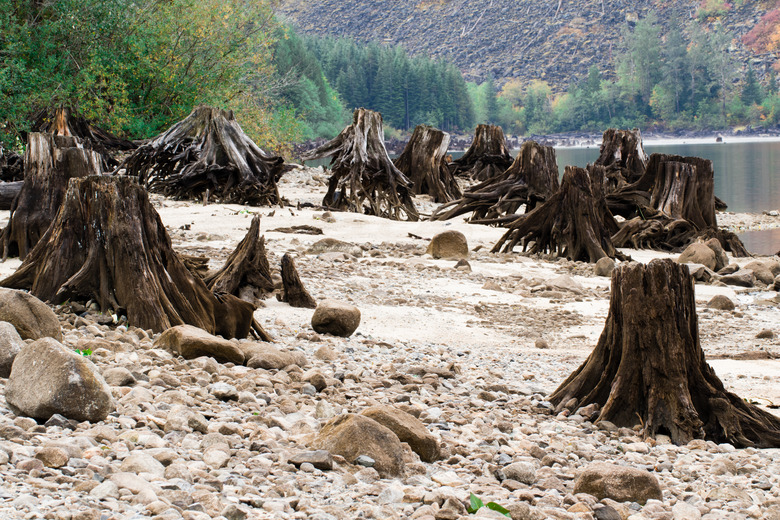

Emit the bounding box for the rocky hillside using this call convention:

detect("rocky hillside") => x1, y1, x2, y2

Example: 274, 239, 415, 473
278, 0, 772, 89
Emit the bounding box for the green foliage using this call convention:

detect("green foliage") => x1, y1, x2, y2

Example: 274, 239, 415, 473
466, 493, 511, 517
74, 349, 92, 357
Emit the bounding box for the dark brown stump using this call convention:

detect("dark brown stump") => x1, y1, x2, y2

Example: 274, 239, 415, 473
432, 140, 559, 222
0, 148, 24, 182
1, 133, 103, 260
279, 253, 316, 308
550, 259, 780, 448
0, 176, 268, 340
203, 215, 275, 301
0, 182, 22, 211
595, 128, 648, 190
393, 125, 460, 203
492, 166, 622, 263
301, 108, 418, 221
120, 106, 291, 206
449, 124, 513, 181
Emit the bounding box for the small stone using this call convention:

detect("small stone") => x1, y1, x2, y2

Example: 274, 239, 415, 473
355, 455, 375, 467
102, 367, 136, 386
454, 259, 472, 272
595, 257, 616, 277
535, 338, 549, 349
35, 446, 69, 468
573, 462, 662, 505
0, 321, 24, 377
120, 452, 165, 478
707, 294, 735, 311
288, 450, 334, 470
314, 345, 338, 361
756, 329, 774, 339
208, 382, 239, 401
503, 461, 537, 485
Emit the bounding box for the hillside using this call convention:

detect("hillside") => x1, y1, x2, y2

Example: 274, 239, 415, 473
278, 0, 772, 90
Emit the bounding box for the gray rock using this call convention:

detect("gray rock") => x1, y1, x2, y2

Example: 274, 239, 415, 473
243, 344, 306, 370
5, 338, 114, 422
120, 452, 165, 478
311, 299, 361, 337
208, 382, 238, 401
744, 260, 776, 285
756, 329, 775, 339
362, 405, 441, 462
427, 230, 468, 259
573, 462, 662, 505
0, 288, 62, 341
288, 450, 334, 470
678, 243, 717, 271
717, 263, 740, 275
720, 269, 755, 287
703, 238, 728, 271
684, 263, 716, 283
503, 461, 537, 484
595, 257, 616, 277
306, 238, 363, 257
101, 367, 136, 386
0, 321, 24, 377
154, 325, 244, 365
707, 294, 736, 311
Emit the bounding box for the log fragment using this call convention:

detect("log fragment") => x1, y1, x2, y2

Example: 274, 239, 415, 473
393, 125, 460, 203
550, 259, 780, 448
1, 133, 103, 260
449, 124, 513, 181
121, 106, 291, 206
301, 108, 418, 221
0, 176, 267, 340
279, 253, 316, 308
0, 181, 23, 211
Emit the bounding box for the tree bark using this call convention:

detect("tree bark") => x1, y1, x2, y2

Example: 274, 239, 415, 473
492, 166, 622, 263
279, 253, 316, 308
393, 125, 460, 203
449, 124, 513, 181
0, 148, 24, 182
432, 140, 559, 222
1, 133, 103, 260
120, 106, 291, 207
0, 181, 23, 211
301, 108, 419, 221
596, 128, 648, 191
550, 259, 780, 448
0, 176, 268, 340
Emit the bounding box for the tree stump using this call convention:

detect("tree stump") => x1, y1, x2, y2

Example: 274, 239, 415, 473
1, 133, 103, 260
120, 106, 291, 207
550, 259, 780, 448
0, 182, 23, 211
279, 253, 316, 308
492, 166, 622, 263
203, 215, 275, 301
0, 148, 24, 182
431, 140, 559, 222
0, 176, 268, 340
301, 108, 419, 221
393, 125, 460, 203
596, 128, 648, 191
449, 124, 513, 181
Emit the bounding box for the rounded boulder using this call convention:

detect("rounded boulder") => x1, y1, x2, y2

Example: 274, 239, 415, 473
427, 230, 469, 259
0, 288, 62, 341
311, 300, 361, 337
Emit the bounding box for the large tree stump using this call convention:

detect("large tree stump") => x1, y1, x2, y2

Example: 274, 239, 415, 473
1, 133, 103, 260
203, 215, 275, 302
431, 140, 559, 222
492, 166, 622, 263
0, 148, 24, 182
279, 253, 316, 308
596, 128, 648, 191
393, 125, 460, 203
120, 106, 291, 206
0, 176, 268, 340
449, 124, 513, 181
550, 259, 780, 448
301, 108, 418, 221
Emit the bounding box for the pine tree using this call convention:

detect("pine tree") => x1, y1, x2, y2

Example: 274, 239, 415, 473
741, 64, 763, 106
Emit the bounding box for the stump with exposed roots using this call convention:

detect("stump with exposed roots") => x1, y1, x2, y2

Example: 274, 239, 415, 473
431, 140, 559, 222
120, 105, 291, 206
550, 259, 780, 448
596, 128, 648, 192
448, 124, 513, 181
301, 108, 419, 221
1, 176, 267, 339
393, 125, 460, 203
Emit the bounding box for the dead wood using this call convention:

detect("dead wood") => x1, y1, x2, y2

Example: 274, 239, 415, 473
431, 140, 559, 222
301, 108, 419, 221
0, 181, 23, 211
268, 225, 324, 235
180, 254, 210, 279
492, 166, 623, 262
595, 128, 648, 191
279, 253, 316, 308
550, 259, 780, 448
448, 124, 513, 181
120, 106, 291, 206
1, 133, 103, 260
393, 125, 460, 203
0, 176, 268, 340
0, 148, 24, 182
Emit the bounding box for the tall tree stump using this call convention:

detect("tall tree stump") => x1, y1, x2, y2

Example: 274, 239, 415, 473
301, 108, 419, 221
492, 166, 622, 263
1, 133, 103, 260
393, 125, 460, 203
120, 106, 291, 206
431, 140, 559, 222
0, 176, 267, 340
596, 128, 648, 191
449, 124, 513, 181
550, 259, 780, 448
279, 253, 316, 308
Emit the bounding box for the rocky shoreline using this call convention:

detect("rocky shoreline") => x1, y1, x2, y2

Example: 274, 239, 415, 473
0, 167, 778, 520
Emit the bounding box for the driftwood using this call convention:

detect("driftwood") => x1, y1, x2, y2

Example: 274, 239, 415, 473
121, 106, 291, 206
1, 133, 103, 260
0, 182, 22, 211
431, 140, 559, 222
1, 176, 268, 339
492, 166, 622, 262
301, 108, 419, 221
393, 125, 460, 203
449, 124, 513, 181
595, 128, 648, 191
204, 215, 275, 303
550, 259, 780, 448
0, 148, 24, 182
279, 253, 316, 308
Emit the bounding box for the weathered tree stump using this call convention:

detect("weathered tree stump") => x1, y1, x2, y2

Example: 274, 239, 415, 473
120, 106, 290, 206
432, 140, 559, 222
203, 215, 275, 302
492, 166, 622, 263
0, 181, 23, 211
0, 176, 268, 340
1, 133, 103, 260
279, 253, 316, 308
449, 124, 513, 181
301, 108, 419, 221
550, 259, 780, 448
393, 125, 460, 203
595, 128, 648, 191
0, 148, 24, 182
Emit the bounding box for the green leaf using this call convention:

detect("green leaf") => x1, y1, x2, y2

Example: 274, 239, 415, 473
486, 502, 511, 517
467, 493, 484, 514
